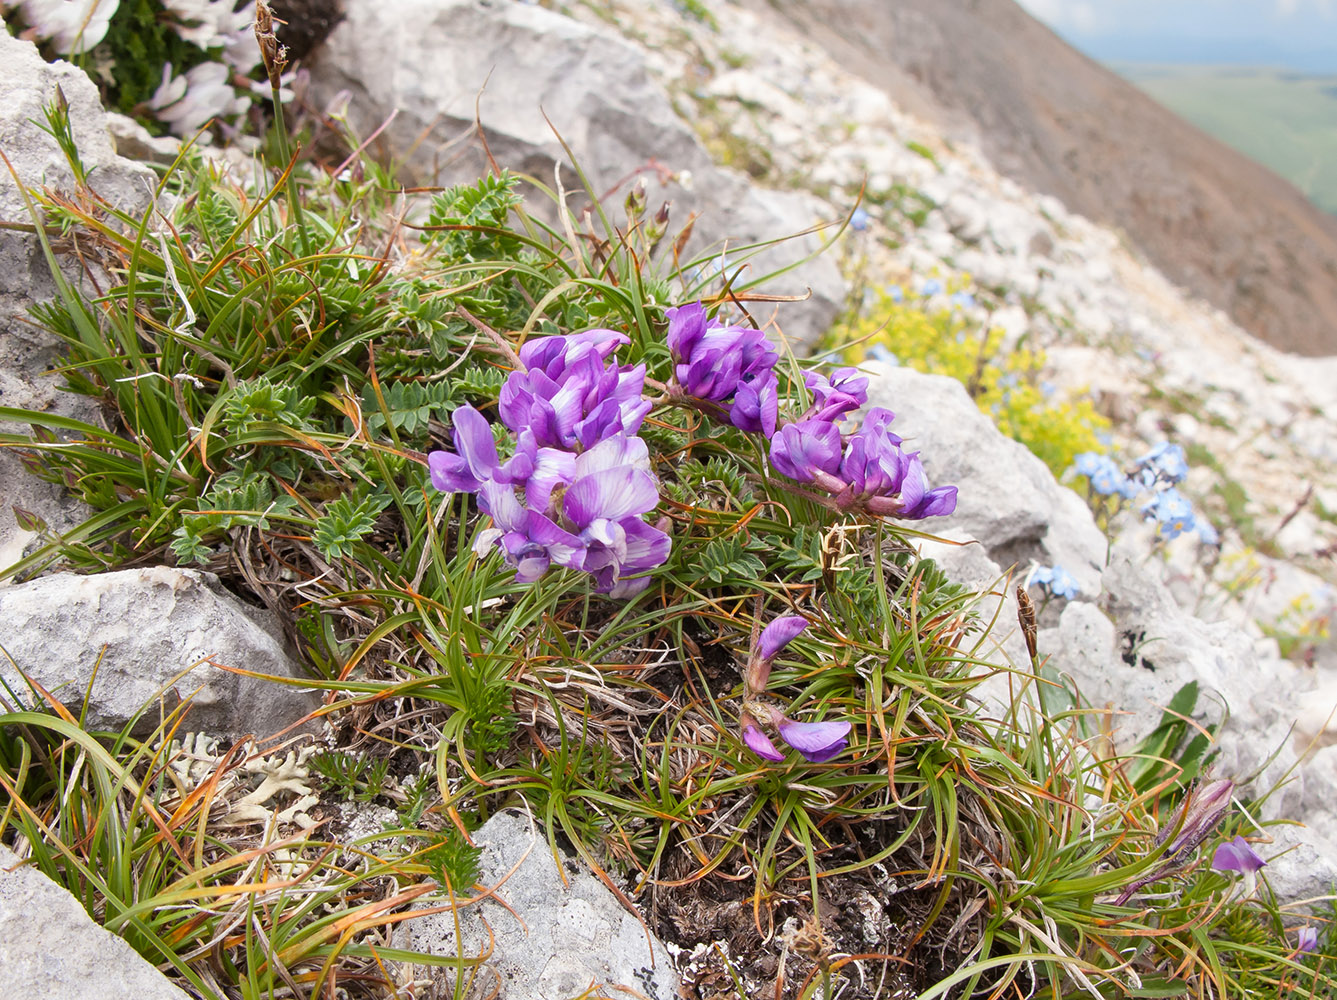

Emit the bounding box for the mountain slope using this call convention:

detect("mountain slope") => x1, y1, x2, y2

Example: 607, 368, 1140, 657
749, 0, 1337, 357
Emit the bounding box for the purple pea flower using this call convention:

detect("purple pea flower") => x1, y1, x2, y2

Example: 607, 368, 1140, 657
768, 419, 843, 485
745, 615, 808, 693
1212, 836, 1266, 875
666, 302, 780, 436
518, 329, 629, 378
741, 712, 785, 762
429, 405, 575, 504
499, 351, 650, 451
775, 713, 852, 763
758, 616, 808, 662
561, 435, 671, 597
769, 409, 957, 520
892, 455, 959, 518
740, 706, 852, 764
803, 367, 868, 423
1297, 926, 1319, 954
728, 370, 779, 438
472, 479, 584, 583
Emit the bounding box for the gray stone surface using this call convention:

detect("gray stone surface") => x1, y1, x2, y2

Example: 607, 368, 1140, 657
399, 809, 679, 999
0, 845, 191, 1000
305, 0, 845, 347
0, 31, 156, 574
871, 362, 1337, 903
0, 566, 321, 740
866, 362, 1110, 598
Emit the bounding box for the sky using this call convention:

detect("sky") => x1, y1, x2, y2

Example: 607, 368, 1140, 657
1015, 0, 1337, 71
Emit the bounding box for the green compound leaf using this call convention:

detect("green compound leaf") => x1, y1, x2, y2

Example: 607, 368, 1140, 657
313, 492, 391, 561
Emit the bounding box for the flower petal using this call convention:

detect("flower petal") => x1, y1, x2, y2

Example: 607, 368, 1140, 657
428, 449, 479, 494
451, 405, 500, 481
524, 446, 577, 512
769, 420, 843, 482
1211, 836, 1266, 874
564, 466, 658, 526
1297, 926, 1319, 953
576, 434, 652, 477
743, 724, 786, 762
758, 616, 808, 662
777, 717, 851, 763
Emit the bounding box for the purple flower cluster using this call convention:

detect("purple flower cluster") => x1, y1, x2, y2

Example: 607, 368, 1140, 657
665, 301, 956, 521
770, 403, 957, 519
429, 331, 669, 597
666, 302, 780, 437
740, 615, 852, 764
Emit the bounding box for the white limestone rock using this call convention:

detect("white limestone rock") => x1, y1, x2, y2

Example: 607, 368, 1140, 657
0, 32, 157, 577
0, 566, 321, 740
398, 809, 679, 999
0, 845, 191, 1000
865, 363, 1109, 597
306, 0, 844, 347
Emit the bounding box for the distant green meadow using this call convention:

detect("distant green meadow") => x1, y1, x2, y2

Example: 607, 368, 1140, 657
1115, 63, 1337, 217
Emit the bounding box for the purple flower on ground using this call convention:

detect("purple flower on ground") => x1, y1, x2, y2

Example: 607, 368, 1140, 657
426, 328, 668, 596
561, 435, 670, 597
1297, 926, 1319, 954
729, 370, 779, 437
741, 707, 852, 763
770, 408, 956, 519
429, 406, 576, 503
666, 302, 780, 436
472, 480, 584, 584
518, 329, 629, 378
1212, 836, 1266, 874
746, 615, 809, 693
769, 419, 844, 485
849, 206, 870, 231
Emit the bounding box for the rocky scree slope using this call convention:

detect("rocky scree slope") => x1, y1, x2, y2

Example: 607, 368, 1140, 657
748, 0, 1337, 358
